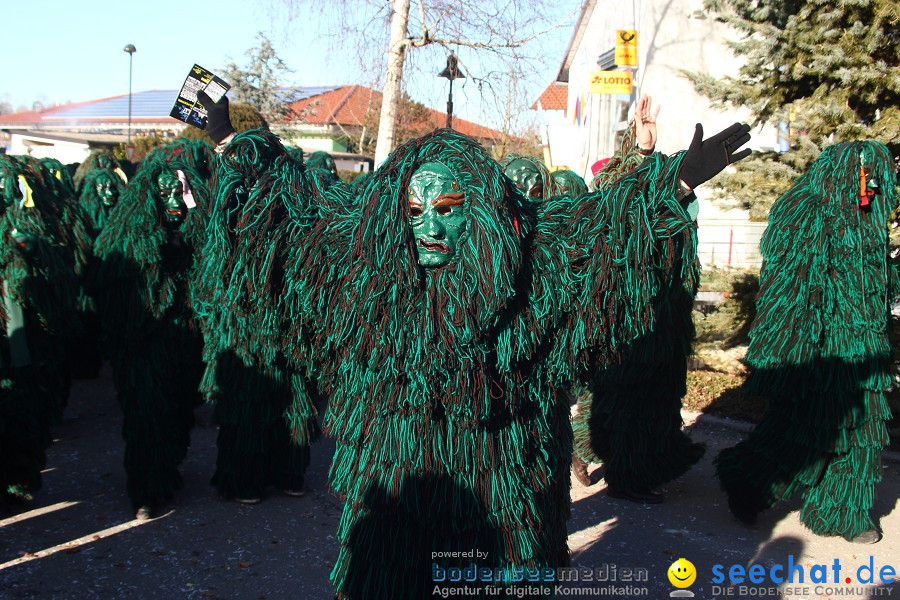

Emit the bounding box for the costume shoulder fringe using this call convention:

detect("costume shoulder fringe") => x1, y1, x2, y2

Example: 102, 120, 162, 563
501, 151, 698, 383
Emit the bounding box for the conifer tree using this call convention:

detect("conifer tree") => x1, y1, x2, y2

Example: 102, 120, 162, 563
222, 32, 296, 123
684, 0, 898, 219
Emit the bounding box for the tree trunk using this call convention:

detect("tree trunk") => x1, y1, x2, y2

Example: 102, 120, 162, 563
373, 0, 411, 167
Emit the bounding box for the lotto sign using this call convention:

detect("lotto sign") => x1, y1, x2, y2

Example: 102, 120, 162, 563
615, 29, 638, 66
590, 71, 633, 95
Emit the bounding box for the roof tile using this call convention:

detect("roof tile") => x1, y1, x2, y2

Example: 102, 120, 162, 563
530, 82, 567, 111
289, 85, 503, 141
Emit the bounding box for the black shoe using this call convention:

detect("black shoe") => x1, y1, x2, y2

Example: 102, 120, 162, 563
572, 457, 593, 487
727, 494, 758, 527
607, 486, 664, 504
848, 529, 882, 544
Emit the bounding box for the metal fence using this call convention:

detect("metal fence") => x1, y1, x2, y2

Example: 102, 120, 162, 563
697, 218, 767, 269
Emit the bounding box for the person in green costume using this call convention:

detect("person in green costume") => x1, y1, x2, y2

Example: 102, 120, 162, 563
39, 157, 77, 197
305, 150, 338, 177
69, 168, 127, 379
716, 141, 896, 545
551, 169, 588, 196
91, 140, 214, 520
569, 98, 705, 503
193, 92, 321, 505
304, 150, 346, 192
10, 155, 93, 394
349, 171, 370, 195
202, 91, 751, 599
80, 169, 126, 239
0, 155, 79, 508
74, 150, 126, 193
501, 153, 560, 202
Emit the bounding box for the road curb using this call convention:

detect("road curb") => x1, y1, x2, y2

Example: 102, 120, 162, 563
682, 409, 900, 464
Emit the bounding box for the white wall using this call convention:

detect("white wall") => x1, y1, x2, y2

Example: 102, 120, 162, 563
557, 0, 777, 269
334, 159, 370, 173
9, 134, 91, 164
562, 0, 778, 177
297, 137, 340, 152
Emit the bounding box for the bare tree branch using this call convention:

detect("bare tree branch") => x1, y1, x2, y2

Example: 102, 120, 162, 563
274, 0, 580, 160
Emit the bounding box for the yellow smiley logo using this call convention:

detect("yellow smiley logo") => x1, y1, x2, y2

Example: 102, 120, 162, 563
668, 558, 696, 588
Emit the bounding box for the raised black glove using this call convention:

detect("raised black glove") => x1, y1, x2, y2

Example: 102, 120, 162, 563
197, 90, 235, 145
678, 123, 752, 189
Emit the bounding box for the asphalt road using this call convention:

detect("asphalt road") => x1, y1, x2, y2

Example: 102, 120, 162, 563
1, 366, 897, 599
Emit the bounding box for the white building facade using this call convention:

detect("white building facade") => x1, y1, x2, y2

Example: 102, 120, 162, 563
544, 0, 780, 268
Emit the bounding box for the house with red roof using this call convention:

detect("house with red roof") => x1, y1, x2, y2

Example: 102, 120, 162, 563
285, 84, 503, 154
530, 82, 568, 114
1, 85, 504, 169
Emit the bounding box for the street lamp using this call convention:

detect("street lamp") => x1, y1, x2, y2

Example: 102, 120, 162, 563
123, 44, 136, 147
438, 53, 464, 129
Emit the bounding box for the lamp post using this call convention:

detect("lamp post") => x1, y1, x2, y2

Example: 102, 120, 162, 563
438, 54, 464, 129
123, 44, 136, 148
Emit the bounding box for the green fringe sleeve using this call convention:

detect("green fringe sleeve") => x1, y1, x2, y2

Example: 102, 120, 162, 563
498, 151, 698, 383
590, 119, 644, 191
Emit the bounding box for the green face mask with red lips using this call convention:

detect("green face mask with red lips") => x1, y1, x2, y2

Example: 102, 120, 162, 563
157, 170, 186, 226
408, 162, 467, 268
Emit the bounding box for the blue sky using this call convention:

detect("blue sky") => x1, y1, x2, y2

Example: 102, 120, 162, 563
2, 1, 580, 129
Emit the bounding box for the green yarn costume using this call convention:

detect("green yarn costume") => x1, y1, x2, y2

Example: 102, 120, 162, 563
79, 169, 127, 239
571, 123, 705, 495
63, 167, 128, 379
73, 150, 124, 193
285, 145, 305, 164
0, 155, 79, 504
716, 141, 897, 541
305, 150, 338, 175
194, 130, 321, 500
551, 169, 588, 197
91, 139, 214, 512
590, 121, 644, 192
501, 153, 561, 202
570, 250, 705, 493
8, 155, 91, 401
39, 157, 77, 197
272, 129, 697, 599
29, 156, 100, 380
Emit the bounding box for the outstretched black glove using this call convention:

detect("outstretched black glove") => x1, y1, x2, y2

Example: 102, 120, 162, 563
678, 123, 752, 189
197, 90, 235, 145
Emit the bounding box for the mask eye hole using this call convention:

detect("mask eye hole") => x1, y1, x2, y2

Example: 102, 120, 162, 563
436, 206, 452, 216
409, 205, 423, 218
